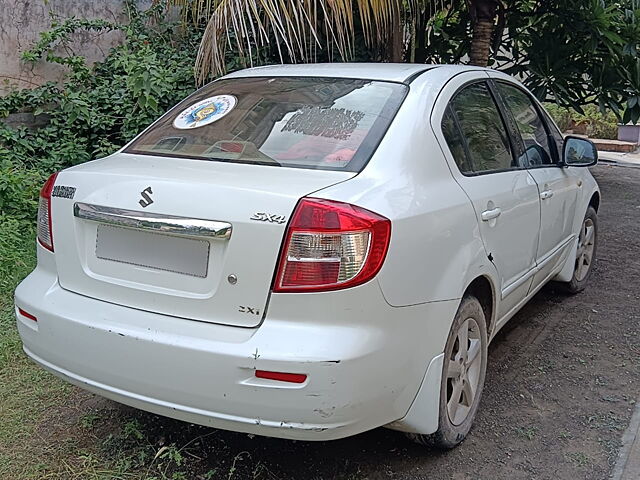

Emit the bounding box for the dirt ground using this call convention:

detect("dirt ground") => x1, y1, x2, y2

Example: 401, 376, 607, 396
17, 164, 640, 479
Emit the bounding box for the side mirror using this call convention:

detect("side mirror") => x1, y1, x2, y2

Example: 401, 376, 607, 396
561, 136, 598, 167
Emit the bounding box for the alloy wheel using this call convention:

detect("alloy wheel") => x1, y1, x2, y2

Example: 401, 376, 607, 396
446, 317, 482, 426
575, 217, 595, 282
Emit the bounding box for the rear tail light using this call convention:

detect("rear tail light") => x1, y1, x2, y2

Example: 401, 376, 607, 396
37, 173, 58, 252
274, 198, 391, 292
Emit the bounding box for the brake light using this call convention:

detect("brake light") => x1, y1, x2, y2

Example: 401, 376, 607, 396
37, 173, 58, 252
274, 198, 391, 292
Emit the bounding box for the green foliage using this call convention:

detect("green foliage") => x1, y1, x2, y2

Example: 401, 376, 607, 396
0, 1, 202, 302
420, 0, 640, 123
543, 103, 575, 133
415, 6, 470, 64
98, 418, 203, 479
0, 0, 199, 174
0, 0, 199, 302
0, 216, 36, 294
0, 160, 44, 220
21, 17, 117, 81
503, 0, 640, 122
545, 103, 619, 139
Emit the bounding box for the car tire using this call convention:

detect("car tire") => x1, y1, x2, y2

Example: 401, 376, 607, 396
558, 206, 598, 294
407, 295, 488, 449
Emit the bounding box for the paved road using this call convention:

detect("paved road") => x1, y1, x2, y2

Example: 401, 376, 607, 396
598, 149, 640, 166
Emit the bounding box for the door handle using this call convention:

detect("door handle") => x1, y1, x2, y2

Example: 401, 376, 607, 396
540, 190, 554, 200
481, 207, 502, 221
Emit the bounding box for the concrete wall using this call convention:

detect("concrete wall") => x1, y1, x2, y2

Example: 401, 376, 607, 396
0, 0, 136, 93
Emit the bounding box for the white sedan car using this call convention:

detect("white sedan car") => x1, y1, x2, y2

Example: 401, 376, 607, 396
15, 64, 599, 448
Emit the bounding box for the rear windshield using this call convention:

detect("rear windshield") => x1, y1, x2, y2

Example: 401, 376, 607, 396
124, 76, 408, 172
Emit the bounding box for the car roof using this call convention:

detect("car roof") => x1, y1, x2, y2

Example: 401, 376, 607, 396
222, 63, 488, 84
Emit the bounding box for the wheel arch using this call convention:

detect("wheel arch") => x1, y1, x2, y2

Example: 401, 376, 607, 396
589, 191, 600, 212
463, 275, 497, 336
554, 185, 600, 283
387, 276, 496, 438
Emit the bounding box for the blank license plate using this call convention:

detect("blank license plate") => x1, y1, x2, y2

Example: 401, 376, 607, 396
95, 224, 210, 278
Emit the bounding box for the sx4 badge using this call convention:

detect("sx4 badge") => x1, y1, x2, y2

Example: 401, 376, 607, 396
250, 212, 287, 224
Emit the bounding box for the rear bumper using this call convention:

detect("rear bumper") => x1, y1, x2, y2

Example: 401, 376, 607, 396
15, 248, 457, 441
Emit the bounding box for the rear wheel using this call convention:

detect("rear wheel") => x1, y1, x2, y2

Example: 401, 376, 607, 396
407, 295, 488, 449
559, 206, 598, 294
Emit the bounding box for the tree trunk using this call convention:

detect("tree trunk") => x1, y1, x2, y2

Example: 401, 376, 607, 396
468, 0, 499, 67
389, 1, 403, 62
414, 9, 428, 64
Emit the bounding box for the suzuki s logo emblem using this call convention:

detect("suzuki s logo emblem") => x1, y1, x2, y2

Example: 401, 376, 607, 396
139, 187, 154, 208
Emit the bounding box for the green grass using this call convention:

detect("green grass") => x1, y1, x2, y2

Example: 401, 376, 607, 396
0, 228, 61, 476
0, 222, 269, 480
0, 292, 204, 479
0, 225, 72, 478
0, 294, 192, 478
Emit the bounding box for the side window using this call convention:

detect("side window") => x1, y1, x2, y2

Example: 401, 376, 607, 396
450, 82, 515, 173
496, 83, 555, 166
442, 106, 473, 174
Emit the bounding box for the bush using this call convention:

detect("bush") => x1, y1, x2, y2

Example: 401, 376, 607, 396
543, 103, 574, 133
0, 2, 201, 173
544, 103, 619, 139
0, 0, 204, 295
0, 216, 36, 294
0, 159, 44, 221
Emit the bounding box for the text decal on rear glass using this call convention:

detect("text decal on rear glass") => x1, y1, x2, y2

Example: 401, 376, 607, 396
281, 106, 365, 140
51, 185, 76, 199
173, 95, 237, 130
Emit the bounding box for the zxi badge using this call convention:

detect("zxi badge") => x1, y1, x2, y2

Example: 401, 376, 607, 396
139, 187, 154, 208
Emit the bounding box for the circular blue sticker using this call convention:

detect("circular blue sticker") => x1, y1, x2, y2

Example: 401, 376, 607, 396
173, 95, 237, 129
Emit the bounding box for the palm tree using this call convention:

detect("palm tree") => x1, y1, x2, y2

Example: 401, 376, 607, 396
166, 0, 499, 82
467, 0, 500, 66
167, 0, 446, 81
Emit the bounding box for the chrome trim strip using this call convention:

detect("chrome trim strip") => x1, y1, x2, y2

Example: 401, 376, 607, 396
73, 202, 232, 240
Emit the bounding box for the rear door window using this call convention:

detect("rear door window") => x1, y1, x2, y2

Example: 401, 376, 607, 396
447, 82, 516, 174
442, 106, 473, 174
125, 77, 408, 172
